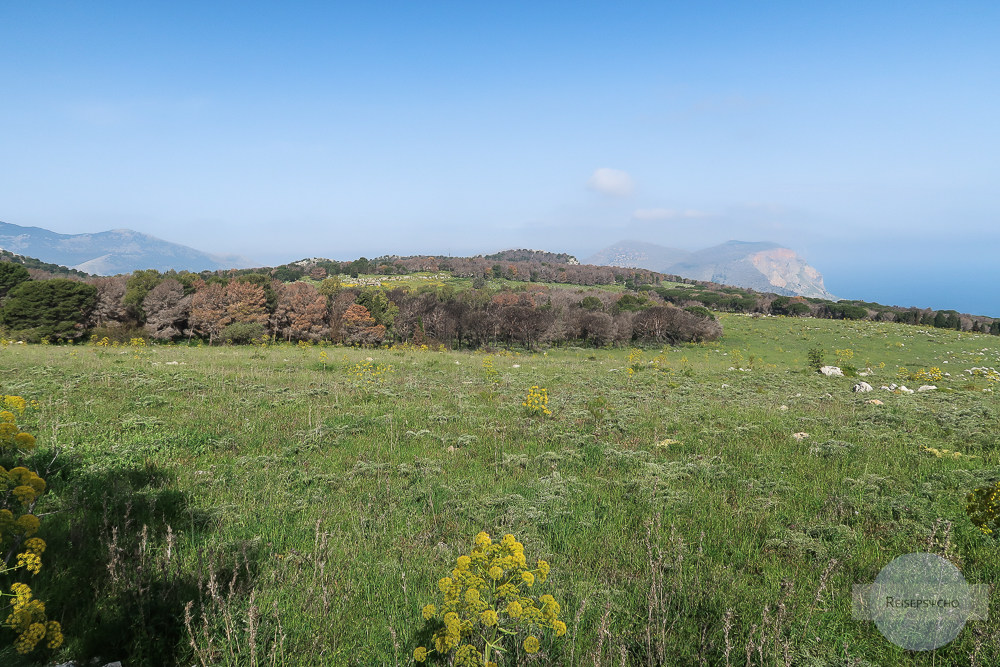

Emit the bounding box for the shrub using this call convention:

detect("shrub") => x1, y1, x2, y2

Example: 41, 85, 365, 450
967, 482, 1000, 536
632, 306, 722, 344
220, 321, 266, 345
683, 305, 714, 320
807, 346, 825, 371
414, 532, 565, 665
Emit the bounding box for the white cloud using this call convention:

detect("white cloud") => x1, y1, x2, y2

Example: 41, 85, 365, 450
587, 168, 634, 197
632, 208, 710, 221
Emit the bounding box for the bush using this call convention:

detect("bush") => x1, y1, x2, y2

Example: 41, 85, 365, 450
632, 306, 722, 344
220, 322, 266, 345
683, 305, 714, 320
807, 346, 825, 371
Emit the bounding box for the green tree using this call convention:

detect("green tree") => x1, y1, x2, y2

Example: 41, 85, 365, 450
1, 279, 98, 341
357, 287, 398, 329
123, 269, 163, 322
318, 276, 343, 299
0, 262, 31, 299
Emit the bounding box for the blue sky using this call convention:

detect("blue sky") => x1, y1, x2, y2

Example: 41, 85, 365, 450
2, 2, 998, 314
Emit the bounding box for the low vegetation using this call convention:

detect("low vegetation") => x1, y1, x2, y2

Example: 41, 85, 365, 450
0, 315, 998, 664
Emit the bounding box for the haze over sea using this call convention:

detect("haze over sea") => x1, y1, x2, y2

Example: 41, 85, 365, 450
1, 2, 997, 315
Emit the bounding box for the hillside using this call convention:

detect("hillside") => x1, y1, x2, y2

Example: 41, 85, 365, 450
585, 239, 837, 300
0, 220, 255, 275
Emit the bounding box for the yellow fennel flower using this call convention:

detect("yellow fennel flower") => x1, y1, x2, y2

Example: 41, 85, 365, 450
521, 571, 534, 587
413, 647, 428, 662
422, 603, 436, 620
523, 636, 540, 653
480, 609, 498, 626
554, 620, 567, 637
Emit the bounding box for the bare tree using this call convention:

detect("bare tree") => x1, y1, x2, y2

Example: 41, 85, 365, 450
143, 279, 192, 339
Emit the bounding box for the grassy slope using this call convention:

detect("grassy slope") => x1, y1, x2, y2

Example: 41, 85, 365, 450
1, 315, 999, 665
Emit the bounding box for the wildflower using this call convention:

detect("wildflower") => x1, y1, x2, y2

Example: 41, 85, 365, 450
439, 577, 453, 592
422, 604, 436, 620
488, 565, 504, 580
16, 552, 42, 574
12, 486, 36, 505
506, 600, 523, 618
456, 555, 471, 571
523, 636, 540, 653
480, 609, 498, 626
16, 514, 40, 536
537, 559, 550, 582
45, 621, 63, 649
521, 571, 534, 587
24, 538, 45, 555
413, 647, 428, 662
553, 620, 567, 637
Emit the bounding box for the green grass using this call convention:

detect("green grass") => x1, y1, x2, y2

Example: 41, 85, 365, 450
1, 316, 999, 665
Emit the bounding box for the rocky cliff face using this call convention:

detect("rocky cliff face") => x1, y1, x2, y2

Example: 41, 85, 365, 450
586, 239, 837, 300
749, 247, 835, 299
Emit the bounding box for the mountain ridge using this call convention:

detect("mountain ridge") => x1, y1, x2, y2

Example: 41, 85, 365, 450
0, 220, 256, 275
584, 239, 836, 300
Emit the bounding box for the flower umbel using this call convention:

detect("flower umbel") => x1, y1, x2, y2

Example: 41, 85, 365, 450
414, 531, 565, 664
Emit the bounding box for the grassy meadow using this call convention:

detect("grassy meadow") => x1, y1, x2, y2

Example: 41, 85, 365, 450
2, 314, 1000, 665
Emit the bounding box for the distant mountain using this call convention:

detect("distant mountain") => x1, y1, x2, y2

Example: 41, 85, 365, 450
585, 239, 837, 300
584, 240, 691, 273
0, 221, 255, 275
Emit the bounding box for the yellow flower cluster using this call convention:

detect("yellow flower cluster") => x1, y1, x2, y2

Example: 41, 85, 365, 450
4, 584, 62, 653
1, 396, 28, 415
482, 356, 500, 386
347, 360, 394, 389
967, 482, 1000, 536
389, 342, 447, 352
968, 367, 1000, 383
414, 531, 565, 665
0, 396, 62, 654
835, 348, 854, 365
0, 467, 46, 505
521, 386, 551, 416
627, 348, 643, 378
921, 446, 974, 460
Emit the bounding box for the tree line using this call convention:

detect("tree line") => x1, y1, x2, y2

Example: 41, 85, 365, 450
0, 263, 721, 347
2, 253, 996, 345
